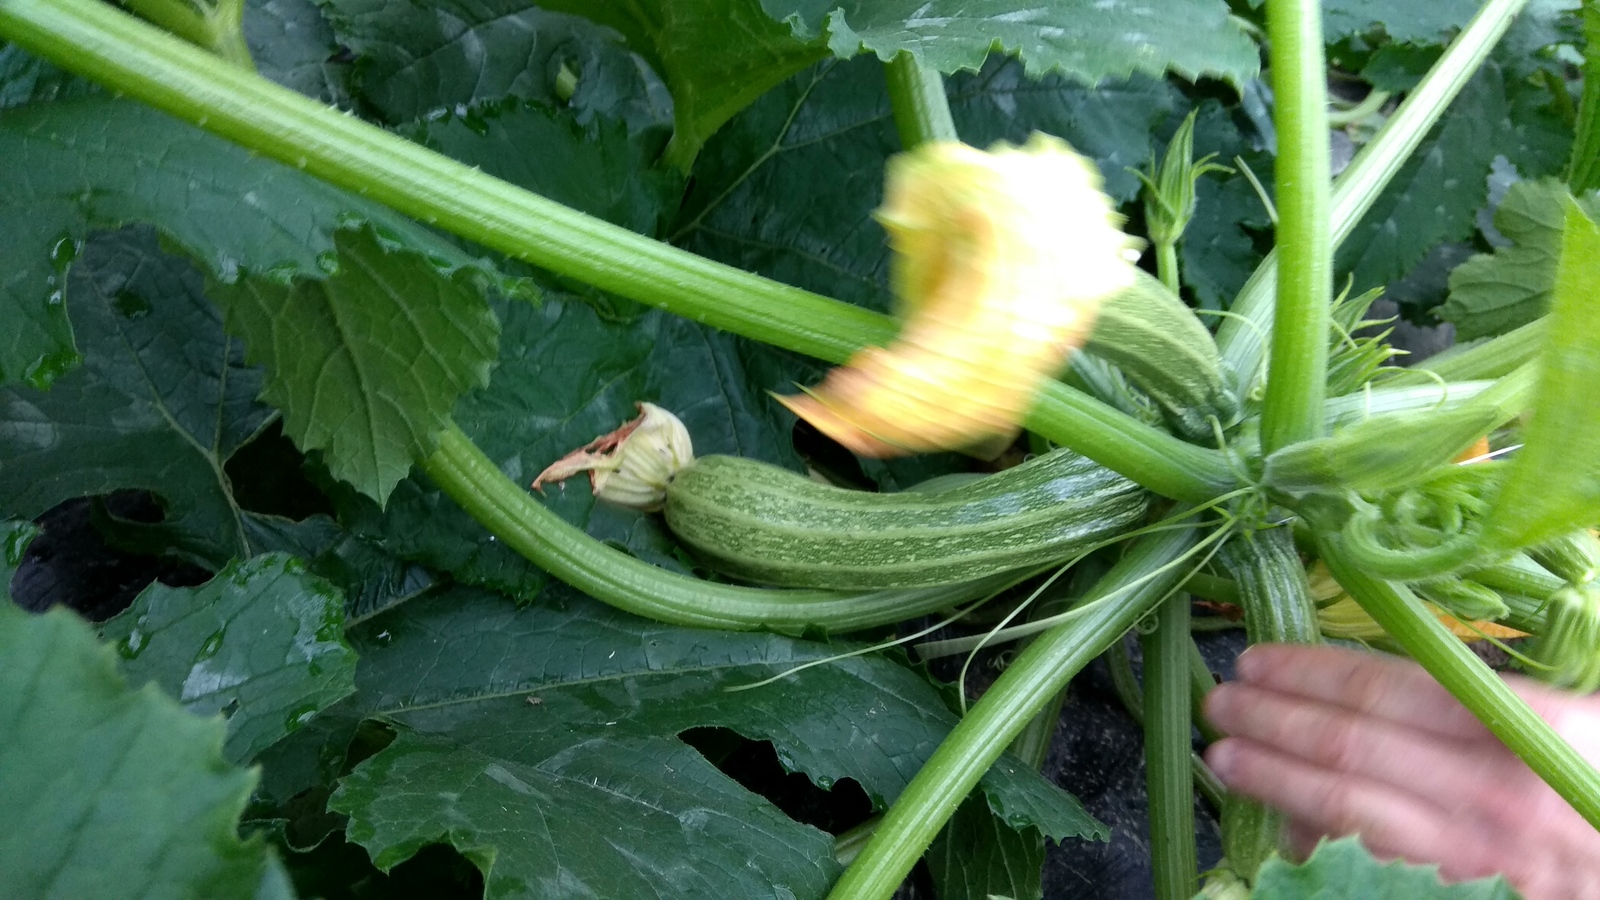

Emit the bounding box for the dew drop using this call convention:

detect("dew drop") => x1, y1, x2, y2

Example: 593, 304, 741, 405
197, 628, 225, 660
118, 626, 148, 660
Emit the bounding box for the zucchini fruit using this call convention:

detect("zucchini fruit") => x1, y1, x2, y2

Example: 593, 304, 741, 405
1085, 271, 1239, 439
663, 449, 1148, 589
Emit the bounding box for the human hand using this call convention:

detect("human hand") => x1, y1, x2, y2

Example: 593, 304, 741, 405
1202, 644, 1600, 899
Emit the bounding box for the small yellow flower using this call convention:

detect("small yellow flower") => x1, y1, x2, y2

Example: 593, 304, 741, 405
777, 134, 1140, 458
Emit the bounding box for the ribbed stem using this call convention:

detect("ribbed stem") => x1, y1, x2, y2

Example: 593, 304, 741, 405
1259, 0, 1332, 453
1217, 0, 1534, 387
1143, 593, 1199, 900
1321, 534, 1600, 829
827, 525, 1200, 899
884, 52, 958, 148
0, 0, 1237, 504
1217, 527, 1319, 880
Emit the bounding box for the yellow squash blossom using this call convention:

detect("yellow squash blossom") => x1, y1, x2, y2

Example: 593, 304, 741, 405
777, 133, 1140, 458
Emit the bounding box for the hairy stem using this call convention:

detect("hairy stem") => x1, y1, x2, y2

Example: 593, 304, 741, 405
1144, 593, 1199, 900
884, 52, 958, 148
1217, 0, 1533, 388
1321, 534, 1600, 829
0, 0, 1237, 503
827, 525, 1200, 900
1259, 0, 1332, 452
1156, 242, 1181, 294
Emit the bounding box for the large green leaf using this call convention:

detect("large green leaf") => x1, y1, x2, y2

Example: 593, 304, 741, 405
1321, 0, 1480, 43
210, 225, 501, 506
0, 602, 289, 899
242, 512, 436, 623
1335, 64, 1507, 296
675, 55, 1177, 315
398, 98, 681, 235
244, 0, 352, 106
329, 585, 1102, 900
322, 0, 676, 130
927, 794, 1046, 900
0, 228, 274, 567
1483, 200, 1600, 550
0, 42, 96, 110
1251, 836, 1518, 898
100, 553, 358, 765
1436, 180, 1600, 340
761, 0, 1259, 86
339, 291, 803, 599
0, 97, 485, 390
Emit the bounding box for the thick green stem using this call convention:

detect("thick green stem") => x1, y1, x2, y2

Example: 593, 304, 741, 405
884, 52, 957, 149
422, 423, 1021, 632
1009, 687, 1068, 771
1217, 527, 1319, 880
826, 525, 1199, 899
1217, 0, 1533, 387
0, 0, 1236, 503
1143, 593, 1199, 900
1260, 0, 1332, 453
1321, 535, 1600, 829
1569, 0, 1600, 193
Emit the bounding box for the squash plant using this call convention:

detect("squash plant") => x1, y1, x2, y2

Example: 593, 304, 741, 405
1, 0, 1598, 897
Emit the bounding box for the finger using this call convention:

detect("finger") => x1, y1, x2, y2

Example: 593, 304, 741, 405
1205, 682, 1515, 819
1232, 644, 1595, 745
1205, 737, 1491, 875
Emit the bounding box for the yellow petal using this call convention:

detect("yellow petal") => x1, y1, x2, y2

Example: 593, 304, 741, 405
780, 134, 1139, 458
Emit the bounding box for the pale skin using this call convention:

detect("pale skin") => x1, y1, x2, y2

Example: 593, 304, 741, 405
1202, 644, 1600, 899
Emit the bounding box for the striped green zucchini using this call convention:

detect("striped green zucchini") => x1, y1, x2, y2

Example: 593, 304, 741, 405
663, 449, 1148, 589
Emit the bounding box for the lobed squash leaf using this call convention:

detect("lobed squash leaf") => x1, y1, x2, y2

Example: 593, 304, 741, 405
1438, 180, 1600, 340
0, 97, 496, 391
100, 553, 359, 766
0, 228, 275, 568
1251, 836, 1520, 898
927, 794, 1047, 900
210, 224, 501, 507
0, 601, 292, 899
330, 584, 1104, 900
